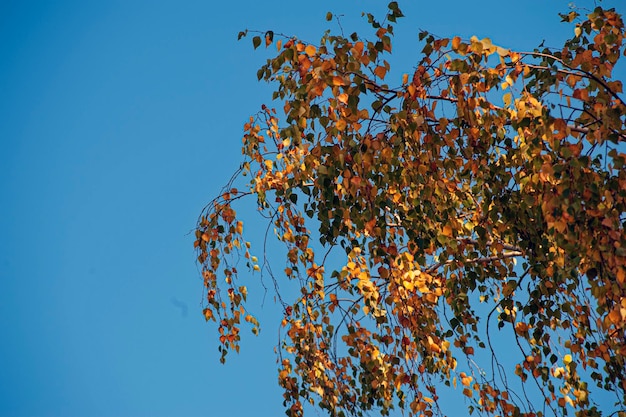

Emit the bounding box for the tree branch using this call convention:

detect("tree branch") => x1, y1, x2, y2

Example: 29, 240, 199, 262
425, 251, 523, 273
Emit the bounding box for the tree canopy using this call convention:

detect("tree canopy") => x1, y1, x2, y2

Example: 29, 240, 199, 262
195, 3, 626, 416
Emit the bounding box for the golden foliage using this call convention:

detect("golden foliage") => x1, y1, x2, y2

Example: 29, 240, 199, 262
198, 3, 626, 416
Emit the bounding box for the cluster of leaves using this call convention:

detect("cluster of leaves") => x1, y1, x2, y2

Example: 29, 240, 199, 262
196, 2, 626, 417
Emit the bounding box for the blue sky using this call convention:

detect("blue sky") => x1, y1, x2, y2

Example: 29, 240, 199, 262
1, 1, 623, 416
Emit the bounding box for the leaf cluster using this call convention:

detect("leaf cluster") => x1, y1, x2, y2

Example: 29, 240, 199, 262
197, 3, 626, 417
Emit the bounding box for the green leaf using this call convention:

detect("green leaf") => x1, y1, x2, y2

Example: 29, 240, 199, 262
252, 36, 261, 49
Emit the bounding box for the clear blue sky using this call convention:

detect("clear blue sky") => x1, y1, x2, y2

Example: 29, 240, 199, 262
1, 1, 623, 416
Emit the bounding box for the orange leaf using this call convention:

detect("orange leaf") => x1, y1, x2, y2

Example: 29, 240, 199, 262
353, 41, 364, 56
607, 309, 622, 325
305, 44, 316, 57
515, 322, 529, 335
452, 36, 461, 50
332, 76, 347, 86
374, 66, 387, 79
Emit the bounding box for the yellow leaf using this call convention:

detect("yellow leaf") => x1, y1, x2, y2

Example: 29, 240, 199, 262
442, 225, 453, 237
470, 36, 482, 54
336, 119, 347, 130
305, 44, 316, 57
402, 73, 409, 84
503, 92, 512, 107
337, 93, 349, 104
563, 354, 572, 365
480, 37, 495, 55
573, 389, 588, 402
527, 95, 543, 117
575, 27, 582, 37
496, 46, 509, 57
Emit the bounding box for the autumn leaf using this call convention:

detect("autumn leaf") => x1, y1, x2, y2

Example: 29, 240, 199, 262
451, 36, 461, 51
305, 44, 316, 57
374, 65, 387, 79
